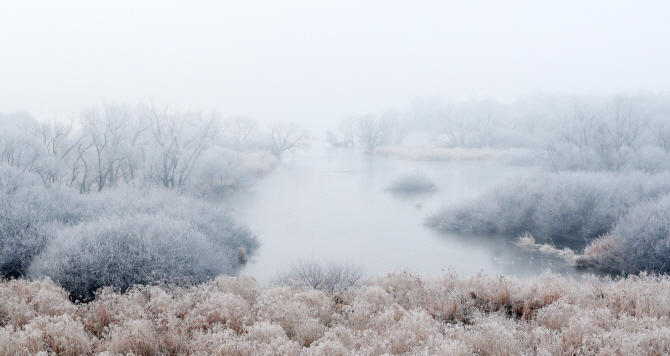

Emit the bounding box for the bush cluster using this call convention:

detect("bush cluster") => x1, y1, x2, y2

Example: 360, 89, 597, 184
577, 194, 670, 273
0, 164, 257, 301
426, 171, 670, 241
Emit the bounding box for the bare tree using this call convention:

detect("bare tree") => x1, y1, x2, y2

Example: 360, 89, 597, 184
32, 118, 83, 187
80, 105, 135, 192
144, 105, 219, 190
221, 116, 260, 152
437, 104, 478, 148
563, 102, 601, 150
655, 122, 670, 153
605, 97, 646, 151
326, 117, 358, 147
354, 115, 392, 153
269, 122, 310, 156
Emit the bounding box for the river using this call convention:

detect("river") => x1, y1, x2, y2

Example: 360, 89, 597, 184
225, 145, 599, 283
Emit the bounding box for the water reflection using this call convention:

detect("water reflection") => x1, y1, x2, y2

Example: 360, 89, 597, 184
224, 145, 602, 283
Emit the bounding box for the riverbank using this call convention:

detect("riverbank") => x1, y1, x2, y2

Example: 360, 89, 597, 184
2, 270, 669, 355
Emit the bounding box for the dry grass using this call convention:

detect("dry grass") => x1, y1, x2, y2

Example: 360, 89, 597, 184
3, 271, 670, 355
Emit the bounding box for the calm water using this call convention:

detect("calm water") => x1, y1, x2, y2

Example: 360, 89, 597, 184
225, 145, 597, 283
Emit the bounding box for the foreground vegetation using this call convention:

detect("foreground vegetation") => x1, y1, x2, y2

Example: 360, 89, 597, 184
0, 164, 258, 302
2, 270, 670, 355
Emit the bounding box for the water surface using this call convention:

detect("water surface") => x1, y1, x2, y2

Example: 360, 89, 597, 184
225, 145, 597, 283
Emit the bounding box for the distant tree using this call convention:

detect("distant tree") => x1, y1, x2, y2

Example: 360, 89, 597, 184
269, 122, 310, 156
655, 121, 670, 153
143, 105, 219, 190
326, 117, 357, 147
354, 115, 393, 153
326, 114, 404, 152
221, 116, 261, 152
436, 103, 478, 148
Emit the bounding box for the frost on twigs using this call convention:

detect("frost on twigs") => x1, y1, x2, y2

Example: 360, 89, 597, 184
271, 260, 364, 295
5, 270, 670, 355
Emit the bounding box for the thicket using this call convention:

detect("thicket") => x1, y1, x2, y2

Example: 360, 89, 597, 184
0, 164, 258, 301
427, 171, 670, 240
3, 271, 670, 355
576, 194, 670, 273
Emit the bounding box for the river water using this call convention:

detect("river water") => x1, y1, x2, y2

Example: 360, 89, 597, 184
225, 145, 597, 283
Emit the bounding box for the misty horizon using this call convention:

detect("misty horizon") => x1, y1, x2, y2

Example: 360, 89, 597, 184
3, 1, 670, 131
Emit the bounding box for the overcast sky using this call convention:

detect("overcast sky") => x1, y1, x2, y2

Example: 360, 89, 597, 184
2, 1, 669, 129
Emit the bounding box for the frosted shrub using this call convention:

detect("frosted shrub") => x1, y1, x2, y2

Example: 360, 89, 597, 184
212, 274, 259, 304
582, 194, 670, 273
427, 171, 670, 241
386, 172, 437, 193
28, 214, 233, 301
574, 235, 624, 270
0, 165, 79, 278
82, 187, 259, 265
0, 184, 258, 299
272, 261, 363, 295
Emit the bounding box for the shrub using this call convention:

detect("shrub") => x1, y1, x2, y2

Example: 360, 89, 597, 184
28, 214, 237, 301
79, 187, 259, 262
272, 261, 364, 295
0, 168, 258, 297
579, 194, 670, 273
427, 171, 670, 241
0, 165, 80, 278
386, 172, 437, 193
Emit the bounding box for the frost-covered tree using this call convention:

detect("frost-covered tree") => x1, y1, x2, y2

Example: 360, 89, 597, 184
142, 105, 219, 190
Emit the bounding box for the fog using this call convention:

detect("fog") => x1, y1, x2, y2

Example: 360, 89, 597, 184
5, 3, 670, 352
2, 1, 670, 130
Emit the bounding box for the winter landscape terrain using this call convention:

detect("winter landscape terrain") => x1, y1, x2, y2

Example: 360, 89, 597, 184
3, 1, 670, 355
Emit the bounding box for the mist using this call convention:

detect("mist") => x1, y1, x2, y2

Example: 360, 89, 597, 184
3, 2, 670, 354
2, 1, 670, 130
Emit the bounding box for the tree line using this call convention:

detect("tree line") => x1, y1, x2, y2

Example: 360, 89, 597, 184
0, 103, 309, 194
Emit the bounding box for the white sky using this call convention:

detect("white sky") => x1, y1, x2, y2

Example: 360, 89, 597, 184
2, 1, 669, 129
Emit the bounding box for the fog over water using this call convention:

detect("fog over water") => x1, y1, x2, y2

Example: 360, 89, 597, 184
224, 144, 597, 282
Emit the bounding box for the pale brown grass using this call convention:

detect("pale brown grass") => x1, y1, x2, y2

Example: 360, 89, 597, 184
3, 270, 670, 355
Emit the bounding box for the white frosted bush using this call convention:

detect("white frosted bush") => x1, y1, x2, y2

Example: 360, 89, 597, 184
608, 194, 670, 272
272, 260, 363, 295
0, 165, 79, 278
580, 194, 670, 273
28, 214, 233, 301
81, 187, 258, 264
427, 171, 670, 241
0, 176, 257, 297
